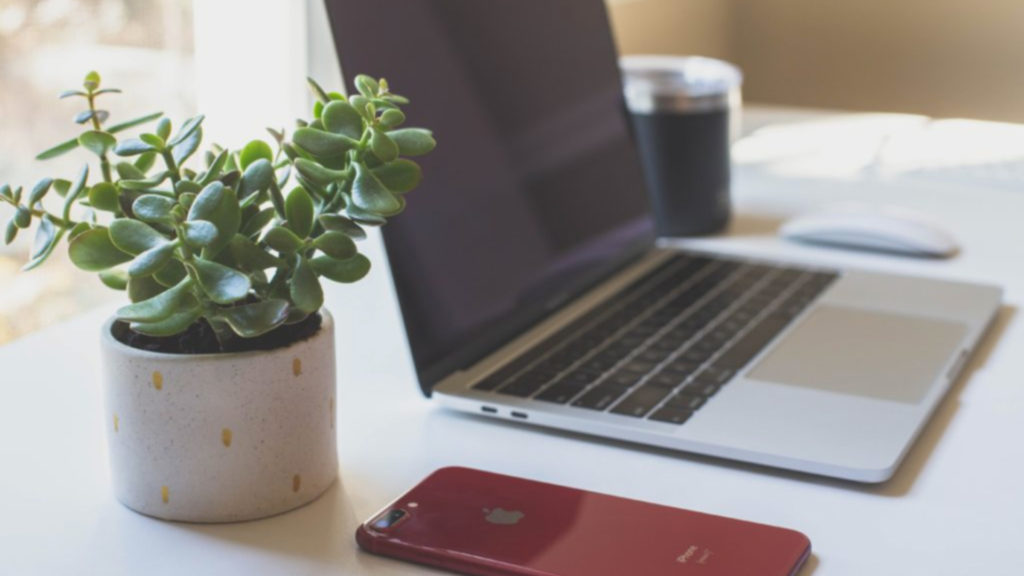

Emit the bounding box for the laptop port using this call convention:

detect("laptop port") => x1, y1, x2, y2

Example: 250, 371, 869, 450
510, 411, 529, 419
481, 406, 498, 414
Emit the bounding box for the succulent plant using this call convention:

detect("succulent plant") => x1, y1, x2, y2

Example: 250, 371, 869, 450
0, 71, 435, 349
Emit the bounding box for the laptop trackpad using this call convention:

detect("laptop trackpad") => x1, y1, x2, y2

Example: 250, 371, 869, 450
747, 305, 967, 404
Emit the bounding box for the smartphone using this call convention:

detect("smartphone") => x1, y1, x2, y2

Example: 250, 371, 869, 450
356, 467, 811, 576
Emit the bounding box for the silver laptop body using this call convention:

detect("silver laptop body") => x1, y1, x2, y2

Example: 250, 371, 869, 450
326, 0, 1002, 483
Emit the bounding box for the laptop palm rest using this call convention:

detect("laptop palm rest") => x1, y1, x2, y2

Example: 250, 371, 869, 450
747, 305, 967, 404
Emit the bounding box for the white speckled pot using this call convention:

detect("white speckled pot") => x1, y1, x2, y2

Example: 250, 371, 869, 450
99, 310, 337, 523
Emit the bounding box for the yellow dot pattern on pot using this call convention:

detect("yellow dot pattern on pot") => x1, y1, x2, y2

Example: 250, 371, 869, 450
113, 413, 119, 433
292, 358, 302, 376
222, 428, 232, 447
161, 486, 169, 504
152, 371, 163, 391
293, 474, 302, 492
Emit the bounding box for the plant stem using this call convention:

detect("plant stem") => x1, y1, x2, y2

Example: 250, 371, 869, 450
86, 91, 113, 183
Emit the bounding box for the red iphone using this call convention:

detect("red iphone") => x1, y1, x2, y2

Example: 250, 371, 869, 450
356, 467, 811, 576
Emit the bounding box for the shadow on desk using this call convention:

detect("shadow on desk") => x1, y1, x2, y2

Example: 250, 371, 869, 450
442, 305, 1016, 499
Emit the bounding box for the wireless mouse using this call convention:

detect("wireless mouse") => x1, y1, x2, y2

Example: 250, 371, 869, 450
779, 204, 960, 258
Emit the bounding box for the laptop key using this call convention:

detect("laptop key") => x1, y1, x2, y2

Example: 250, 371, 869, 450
648, 407, 694, 425
666, 393, 707, 411
693, 366, 735, 385
536, 384, 584, 404
573, 386, 628, 411
497, 378, 548, 397
714, 313, 792, 370
610, 385, 672, 417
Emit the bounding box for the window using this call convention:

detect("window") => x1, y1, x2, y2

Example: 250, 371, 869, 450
0, 0, 194, 344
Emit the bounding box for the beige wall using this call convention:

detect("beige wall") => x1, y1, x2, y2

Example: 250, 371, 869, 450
608, 0, 1024, 123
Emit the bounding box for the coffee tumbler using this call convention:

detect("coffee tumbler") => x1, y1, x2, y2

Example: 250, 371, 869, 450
620, 56, 742, 237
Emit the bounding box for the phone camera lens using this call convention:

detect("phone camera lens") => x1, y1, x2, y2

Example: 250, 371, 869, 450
372, 508, 408, 530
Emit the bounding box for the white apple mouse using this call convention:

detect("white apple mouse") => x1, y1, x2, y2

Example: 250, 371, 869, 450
779, 204, 959, 258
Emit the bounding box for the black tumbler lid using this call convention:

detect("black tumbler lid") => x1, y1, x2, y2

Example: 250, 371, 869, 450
620, 55, 742, 114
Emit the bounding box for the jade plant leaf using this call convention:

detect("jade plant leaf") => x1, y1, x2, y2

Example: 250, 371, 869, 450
312, 253, 371, 283
68, 227, 132, 271
262, 226, 304, 253
117, 277, 194, 322
351, 162, 401, 215
28, 178, 54, 205
290, 256, 323, 313
78, 131, 117, 157
167, 115, 204, 147
313, 231, 356, 260
128, 242, 176, 277
88, 182, 120, 212
218, 299, 290, 338
127, 275, 164, 302
238, 159, 274, 198
240, 139, 273, 170
22, 216, 64, 271
191, 258, 251, 305
372, 159, 422, 194
109, 219, 167, 255
132, 194, 176, 222
131, 305, 203, 337
319, 214, 366, 239
188, 181, 240, 257
321, 101, 363, 139
292, 128, 357, 158
228, 234, 284, 270
99, 268, 128, 290
171, 126, 202, 166
387, 128, 436, 156
182, 220, 218, 249
114, 138, 156, 157
285, 186, 314, 238
370, 128, 398, 162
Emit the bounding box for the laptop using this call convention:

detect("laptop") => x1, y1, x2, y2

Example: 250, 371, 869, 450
324, 0, 1002, 482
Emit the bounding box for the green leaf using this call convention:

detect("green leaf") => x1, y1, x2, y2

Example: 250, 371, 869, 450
78, 130, 117, 157
115, 161, 145, 180
290, 256, 323, 313
119, 171, 168, 190
139, 133, 165, 149
293, 157, 348, 188
132, 194, 175, 222
354, 74, 379, 98
182, 220, 218, 248
241, 206, 277, 237
240, 140, 274, 170
135, 151, 158, 173
198, 149, 228, 186
0, 183, 11, 200
4, 221, 17, 245
238, 158, 274, 198
67, 221, 90, 240
59, 90, 88, 99
27, 178, 54, 205
292, 127, 358, 158
388, 128, 436, 156
352, 161, 402, 215
107, 112, 163, 135
171, 125, 202, 166
319, 214, 366, 239
114, 138, 156, 156
379, 108, 406, 128
153, 259, 187, 287
167, 115, 205, 147
22, 216, 63, 271
307, 77, 331, 103
373, 159, 422, 194
68, 227, 132, 271
285, 186, 315, 238
88, 182, 120, 212
130, 305, 202, 337
62, 164, 89, 222
83, 70, 101, 91
127, 275, 164, 302
99, 268, 128, 290
312, 253, 370, 283
192, 258, 251, 305
14, 206, 31, 228
218, 299, 290, 338
345, 204, 387, 226
109, 219, 167, 255
228, 234, 285, 270
370, 128, 398, 162
156, 118, 172, 141
322, 101, 363, 139
76, 110, 109, 125
313, 230, 357, 259
188, 182, 240, 257
128, 242, 175, 277
262, 226, 304, 253
94, 88, 122, 96
349, 95, 370, 119
36, 138, 79, 161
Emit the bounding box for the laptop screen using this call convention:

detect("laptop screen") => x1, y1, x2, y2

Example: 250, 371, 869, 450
326, 0, 655, 390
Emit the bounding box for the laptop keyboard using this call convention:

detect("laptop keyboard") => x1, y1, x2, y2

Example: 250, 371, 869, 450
472, 254, 837, 426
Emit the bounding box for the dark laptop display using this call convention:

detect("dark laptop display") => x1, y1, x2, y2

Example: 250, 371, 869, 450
326, 0, 655, 390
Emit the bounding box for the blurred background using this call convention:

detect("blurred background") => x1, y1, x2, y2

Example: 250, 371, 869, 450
2, 0, 1024, 344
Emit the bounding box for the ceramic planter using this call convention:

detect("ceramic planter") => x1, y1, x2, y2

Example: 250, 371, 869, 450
99, 310, 337, 523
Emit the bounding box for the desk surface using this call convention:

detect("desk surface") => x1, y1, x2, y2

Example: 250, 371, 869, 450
2, 108, 1022, 576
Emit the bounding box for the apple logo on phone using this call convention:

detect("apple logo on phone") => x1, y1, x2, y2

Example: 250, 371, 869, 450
483, 507, 525, 525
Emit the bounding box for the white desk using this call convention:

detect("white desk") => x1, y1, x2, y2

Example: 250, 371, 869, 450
2, 108, 1022, 575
